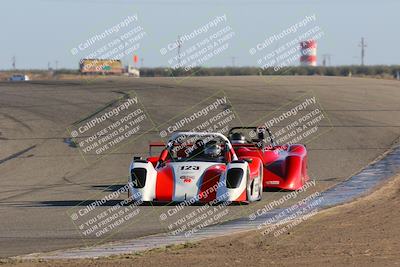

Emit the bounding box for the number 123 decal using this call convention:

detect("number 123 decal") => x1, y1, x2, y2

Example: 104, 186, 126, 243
180, 165, 200, 170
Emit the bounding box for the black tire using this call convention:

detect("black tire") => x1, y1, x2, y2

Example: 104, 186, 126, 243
257, 164, 263, 201
246, 165, 263, 202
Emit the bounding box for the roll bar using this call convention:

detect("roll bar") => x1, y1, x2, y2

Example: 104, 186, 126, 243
156, 132, 238, 167
228, 126, 276, 146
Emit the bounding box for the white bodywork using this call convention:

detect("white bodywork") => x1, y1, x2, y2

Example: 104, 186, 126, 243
129, 161, 157, 201
217, 161, 248, 201
128, 132, 259, 203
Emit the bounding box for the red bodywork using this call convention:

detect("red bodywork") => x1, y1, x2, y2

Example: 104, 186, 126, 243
233, 143, 309, 190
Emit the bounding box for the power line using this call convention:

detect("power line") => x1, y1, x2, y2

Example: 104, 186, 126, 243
359, 37, 367, 66
177, 35, 182, 68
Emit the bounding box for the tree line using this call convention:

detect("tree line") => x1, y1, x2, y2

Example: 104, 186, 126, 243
139, 65, 400, 78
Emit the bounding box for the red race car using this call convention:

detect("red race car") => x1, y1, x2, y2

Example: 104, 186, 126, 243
228, 127, 309, 190
128, 132, 263, 204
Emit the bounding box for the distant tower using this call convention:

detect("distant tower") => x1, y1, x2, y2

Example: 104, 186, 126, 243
359, 37, 367, 66
322, 54, 332, 66
300, 40, 317, 66
177, 35, 182, 67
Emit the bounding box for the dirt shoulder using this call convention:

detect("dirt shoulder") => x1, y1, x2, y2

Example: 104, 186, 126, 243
3, 175, 400, 267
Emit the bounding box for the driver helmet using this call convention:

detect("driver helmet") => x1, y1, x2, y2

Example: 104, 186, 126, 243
204, 141, 222, 158
194, 139, 204, 150
230, 132, 246, 144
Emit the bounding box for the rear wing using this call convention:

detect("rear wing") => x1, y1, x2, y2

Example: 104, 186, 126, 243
149, 141, 165, 156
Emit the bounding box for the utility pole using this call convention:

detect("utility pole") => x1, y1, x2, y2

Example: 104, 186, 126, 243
55, 60, 58, 70
12, 56, 16, 70
231, 56, 236, 67
140, 58, 144, 68
359, 37, 367, 66
177, 35, 182, 68
322, 54, 331, 66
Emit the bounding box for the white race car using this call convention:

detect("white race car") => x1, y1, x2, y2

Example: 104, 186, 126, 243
128, 132, 263, 204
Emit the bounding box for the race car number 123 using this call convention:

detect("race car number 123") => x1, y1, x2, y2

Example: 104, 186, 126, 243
180, 166, 200, 170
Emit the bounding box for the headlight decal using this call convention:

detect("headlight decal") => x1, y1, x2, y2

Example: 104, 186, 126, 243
226, 168, 244, 189
131, 168, 147, 188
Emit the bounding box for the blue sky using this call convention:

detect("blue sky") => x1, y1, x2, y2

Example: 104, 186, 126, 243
1, 0, 399, 69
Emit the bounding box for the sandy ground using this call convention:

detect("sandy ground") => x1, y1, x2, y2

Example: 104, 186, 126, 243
3, 173, 400, 267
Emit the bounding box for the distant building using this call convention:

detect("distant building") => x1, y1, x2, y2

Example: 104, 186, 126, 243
125, 65, 140, 77
79, 59, 123, 75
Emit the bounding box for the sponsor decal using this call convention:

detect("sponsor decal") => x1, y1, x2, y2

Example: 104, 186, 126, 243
180, 175, 194, 183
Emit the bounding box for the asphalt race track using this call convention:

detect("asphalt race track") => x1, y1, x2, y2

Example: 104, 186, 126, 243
0, 76, 399, 257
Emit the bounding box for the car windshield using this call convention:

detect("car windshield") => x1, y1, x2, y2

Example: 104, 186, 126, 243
167, 134, 227, 162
